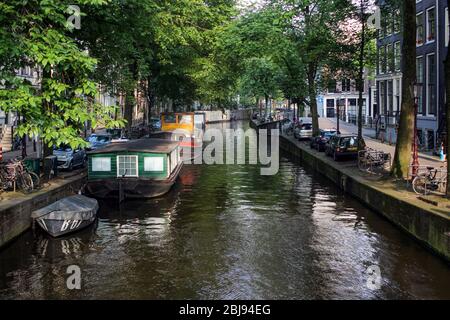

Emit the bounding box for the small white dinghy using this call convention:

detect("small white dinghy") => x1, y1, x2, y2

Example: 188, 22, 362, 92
32, 195, 99, 237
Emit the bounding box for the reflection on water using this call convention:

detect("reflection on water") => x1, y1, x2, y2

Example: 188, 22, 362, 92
0, 121, 449, 299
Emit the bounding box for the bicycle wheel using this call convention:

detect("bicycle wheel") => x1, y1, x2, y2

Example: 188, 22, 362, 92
412, 175, 429, 195
29, 172, 40, 189
358, 157, 369, 172
18, 173, 34, 194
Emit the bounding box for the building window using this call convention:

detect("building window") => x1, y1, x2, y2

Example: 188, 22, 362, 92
380, 81, 386, 114
416, 12, 424, 45
387, 80, 393, 113
426, 7, 435, 42
326, 99, 335, 118
379, 9, 386, 39
395, 79, 400, 112
92, 157, 111, 172
426, 54, 436, 115
394, 41, 401, 71
341, 79, 351, 92
393, 9, 400, 34
117, 155, 138, 177
416, 57, 424, 114
386, 12, 393, 35
379, 46, 386, 74
144, 157, 164, 172
386, 44, 394, 73
327, 80, 336, 93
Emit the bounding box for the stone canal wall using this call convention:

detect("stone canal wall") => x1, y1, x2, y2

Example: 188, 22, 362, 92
0, 174, 87, 249
280, 135, 450, 262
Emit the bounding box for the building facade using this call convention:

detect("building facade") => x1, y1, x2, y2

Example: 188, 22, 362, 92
318, 77, 373, 126
376, 0, 448, 151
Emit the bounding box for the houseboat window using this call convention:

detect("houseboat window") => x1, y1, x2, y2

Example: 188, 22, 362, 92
92, 157, 111, 172
117, 155, 138, 177
144, 157, 164, 172
178, 115, 193, 124
164, 114, 177, 123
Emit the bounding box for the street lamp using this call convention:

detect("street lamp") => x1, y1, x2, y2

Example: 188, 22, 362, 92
411, 82, 423, 178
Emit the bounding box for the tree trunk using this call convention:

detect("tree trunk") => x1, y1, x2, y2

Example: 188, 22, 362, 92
392, 0, 416, 179
357, 0, 365, 150
265, 94, 269, 119
308, 66, 319, 136
124, 92, 134, 133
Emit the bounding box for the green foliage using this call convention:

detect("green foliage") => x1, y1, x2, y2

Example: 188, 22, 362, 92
0, 0, 124, 149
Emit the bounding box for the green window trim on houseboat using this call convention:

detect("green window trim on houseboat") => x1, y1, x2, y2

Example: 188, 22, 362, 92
88, 152, 170, 180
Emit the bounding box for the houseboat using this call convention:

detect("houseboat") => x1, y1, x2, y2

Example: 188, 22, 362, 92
149, 112, 204, 160
85, 139, 183, 200
159, 112, 204, 147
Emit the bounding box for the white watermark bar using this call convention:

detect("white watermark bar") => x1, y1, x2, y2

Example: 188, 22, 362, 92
176, 128, 280, 176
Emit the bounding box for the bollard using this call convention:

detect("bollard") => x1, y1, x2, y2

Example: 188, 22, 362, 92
0, 145, 2, 162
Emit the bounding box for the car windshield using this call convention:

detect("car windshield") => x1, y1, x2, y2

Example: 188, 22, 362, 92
340, 137, 358, 147
323, 131, 336, 138
301, 124, 312, 130
54, 144, 72, 152
89, 135, 110, 143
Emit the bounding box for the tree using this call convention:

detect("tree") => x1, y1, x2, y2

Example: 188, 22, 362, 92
392, 0, 416, 179
271, 0, 355, 135
0, 0, 124, 152
241, 57, 282, 118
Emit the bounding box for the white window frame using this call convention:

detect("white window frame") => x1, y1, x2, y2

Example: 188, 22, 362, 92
416, 12, 424, 46
144, 156, 164, 172
92, 157, 111, 172
386, 43, 393, 73
426, 53, 436, 117
116, 155, 139, 177
394, 41, 401, 71
426, 7, 436, 44
416, 56, 424, 114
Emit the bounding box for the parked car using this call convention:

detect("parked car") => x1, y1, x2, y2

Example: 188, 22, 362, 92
86, 134, 112, 151
281, 119, 294, 134
294, 122, 313, 140
53, 145, 87, 170
149, 117, 162, 131
310, 129, 338, 151
325, 135, 365, 161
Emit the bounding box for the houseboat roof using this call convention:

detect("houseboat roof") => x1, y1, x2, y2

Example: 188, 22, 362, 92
87, 138, 179, 155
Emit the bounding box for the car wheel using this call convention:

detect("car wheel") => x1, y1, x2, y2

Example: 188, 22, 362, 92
333, 152, 339, 161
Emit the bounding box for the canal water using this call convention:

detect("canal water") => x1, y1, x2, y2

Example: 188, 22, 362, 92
0, 121, 449, 299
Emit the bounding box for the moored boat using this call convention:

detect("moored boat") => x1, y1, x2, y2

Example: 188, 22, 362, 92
85, 138, 183, 200
151, 112, 204, 160
31, 195, 99, 237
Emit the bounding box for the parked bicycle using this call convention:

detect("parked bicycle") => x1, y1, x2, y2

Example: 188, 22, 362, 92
358, 148, 391, 174
0, 158, 40, 194
412, 166, 447, 196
